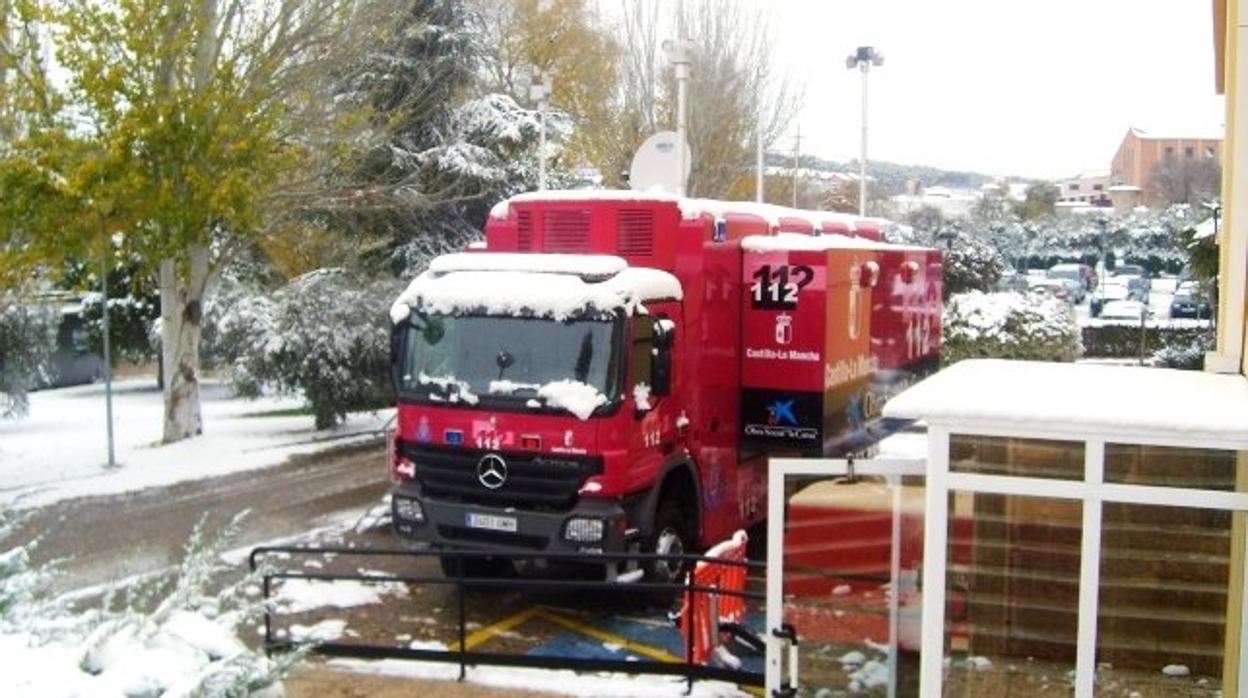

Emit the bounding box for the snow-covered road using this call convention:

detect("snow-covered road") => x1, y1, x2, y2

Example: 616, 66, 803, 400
0, 378, 393, 509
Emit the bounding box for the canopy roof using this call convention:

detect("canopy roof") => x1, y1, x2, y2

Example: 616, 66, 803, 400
884, 359, 1248, 448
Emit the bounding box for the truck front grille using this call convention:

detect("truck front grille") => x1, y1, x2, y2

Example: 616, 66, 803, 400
398, 440, 602, 511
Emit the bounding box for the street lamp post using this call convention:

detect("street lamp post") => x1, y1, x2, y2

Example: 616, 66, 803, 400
665, 39, 695, 197
99, 226, 117, 468
525, 70, 552, 191
846, 46, 884, 217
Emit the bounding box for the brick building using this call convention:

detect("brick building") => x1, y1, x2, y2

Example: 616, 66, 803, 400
1110, 126, 1223, 204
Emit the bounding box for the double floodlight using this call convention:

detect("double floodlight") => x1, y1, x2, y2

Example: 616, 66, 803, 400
846, 46, 884, 69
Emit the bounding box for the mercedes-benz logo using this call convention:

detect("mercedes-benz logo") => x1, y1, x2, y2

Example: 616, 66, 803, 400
477, 453, 508, 490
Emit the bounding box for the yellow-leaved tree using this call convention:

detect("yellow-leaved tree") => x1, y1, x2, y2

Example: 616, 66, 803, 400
0, 0, 376, 443
478, 0, 623, 181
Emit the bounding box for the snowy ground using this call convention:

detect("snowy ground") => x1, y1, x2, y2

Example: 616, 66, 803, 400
0, 377, 393, 510
323, 658, 752, 697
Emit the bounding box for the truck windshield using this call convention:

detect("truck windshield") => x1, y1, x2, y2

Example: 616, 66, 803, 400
398, 313, 620, 409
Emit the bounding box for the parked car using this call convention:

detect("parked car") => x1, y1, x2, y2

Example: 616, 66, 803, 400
31, 296, 104, 390
994, 270, 1030, 293
1043, 275, 1085, 303
1099, 300, 1151, 321
1030, 279, 1076, 303
1090, 278, 1136, 317
1169, 289, 1213, 319
1047, 263, 1096, 294
1110, 268, 1149, 297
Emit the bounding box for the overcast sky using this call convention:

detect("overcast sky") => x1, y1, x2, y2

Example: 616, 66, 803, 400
768, 0, 1224, 179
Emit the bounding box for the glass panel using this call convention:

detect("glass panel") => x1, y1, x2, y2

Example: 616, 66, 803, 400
1105, 444, 1238, 491
944, 492, 1080, 695
783, 474, 924, 696
950, 435, 1084, 481
1095, 502, 1232, 696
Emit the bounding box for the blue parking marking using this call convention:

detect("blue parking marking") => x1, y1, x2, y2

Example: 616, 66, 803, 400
526, 611, 766, 674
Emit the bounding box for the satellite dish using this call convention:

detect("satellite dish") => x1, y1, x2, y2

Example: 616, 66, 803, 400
629, 131, 691, 194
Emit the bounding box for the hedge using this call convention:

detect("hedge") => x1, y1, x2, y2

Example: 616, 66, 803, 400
1081, 324, 1211, 359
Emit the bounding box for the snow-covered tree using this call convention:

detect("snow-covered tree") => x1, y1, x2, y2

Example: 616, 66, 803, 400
224, 270, 397, 429
941, 230, 1009, 298
0, 511, 299, 696
59, 247, 161, 366
1, 0, 382, 445
308, 0, 556, 277
943, 291, 1082, 364
0, 292, 57, 418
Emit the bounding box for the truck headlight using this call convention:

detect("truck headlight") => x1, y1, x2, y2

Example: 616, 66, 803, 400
394, 496, 425, 523
564, 517, 605, 542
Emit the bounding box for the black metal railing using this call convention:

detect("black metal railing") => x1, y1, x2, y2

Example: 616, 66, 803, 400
249, 546, 768, 693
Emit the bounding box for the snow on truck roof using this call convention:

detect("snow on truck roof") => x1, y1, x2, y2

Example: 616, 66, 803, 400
390, 253, 682, 323
741, 232, 924, 253
883, 359, 1248, 448
489, 188, 892, 232
428, 252, 628, 279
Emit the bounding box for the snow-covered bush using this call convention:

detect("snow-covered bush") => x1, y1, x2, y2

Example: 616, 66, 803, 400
81, 292, 160, 365
943, 291, 1082, 364
0, 294, 58, 418
199, 278, 276, 372
61, 252, 162, 365
1082, 325, 1207, 359
0, 511, 298, 696
942, 232, 1009, 298
226, 270, 398, 429
1152, 332, 1214, 370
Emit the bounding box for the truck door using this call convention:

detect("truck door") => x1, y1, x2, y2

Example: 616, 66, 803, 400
626, 306, 683, 489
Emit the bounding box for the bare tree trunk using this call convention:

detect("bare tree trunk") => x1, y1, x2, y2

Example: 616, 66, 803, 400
159, 244, 210, 443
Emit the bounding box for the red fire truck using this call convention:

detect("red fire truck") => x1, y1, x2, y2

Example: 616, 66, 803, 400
387, 192, 941, 580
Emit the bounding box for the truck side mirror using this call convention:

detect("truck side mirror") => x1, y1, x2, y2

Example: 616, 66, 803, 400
651, 319, 673, 396
389, 323, 404, 391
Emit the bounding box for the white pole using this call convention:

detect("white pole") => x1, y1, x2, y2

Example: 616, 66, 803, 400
756, 113, 764, 203
665, 38, 694, 197
100, 233, 116, 468
538, 100, 547, 190
887, 477, 902, 698
792, 125, 801, 208
859, 62, 869, 217
676, 63, 689, 197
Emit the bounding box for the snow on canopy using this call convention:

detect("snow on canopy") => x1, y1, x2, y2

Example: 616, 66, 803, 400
390, 260, 682, 323
884, 359, 1248, 447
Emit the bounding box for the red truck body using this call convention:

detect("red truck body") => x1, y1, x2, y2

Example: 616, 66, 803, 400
387, 193, 941, 575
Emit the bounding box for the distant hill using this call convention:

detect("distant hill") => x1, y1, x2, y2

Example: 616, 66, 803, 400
764, 152, 1030, 194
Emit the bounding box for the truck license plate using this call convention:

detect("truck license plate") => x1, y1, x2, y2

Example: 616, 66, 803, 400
465, 512, 517, 532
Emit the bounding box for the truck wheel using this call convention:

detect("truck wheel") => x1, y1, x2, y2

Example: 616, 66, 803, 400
439, 555, 515, 580
646, 498, 694, 585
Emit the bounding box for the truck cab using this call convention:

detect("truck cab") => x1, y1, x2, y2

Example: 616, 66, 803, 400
389, 253, 692, 579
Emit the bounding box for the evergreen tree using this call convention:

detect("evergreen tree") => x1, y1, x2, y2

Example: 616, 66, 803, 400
314, 0, 550, 276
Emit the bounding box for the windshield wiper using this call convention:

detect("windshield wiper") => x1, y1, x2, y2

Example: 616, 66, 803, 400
417, 373, 480, 405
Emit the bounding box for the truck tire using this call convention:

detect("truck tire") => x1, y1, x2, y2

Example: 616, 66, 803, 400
439, 555, 515, 580
645, 498, 694, 585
